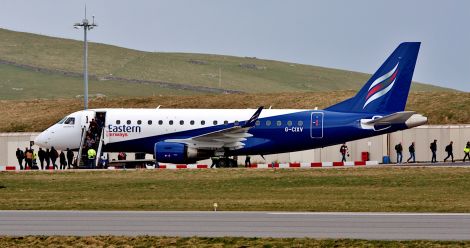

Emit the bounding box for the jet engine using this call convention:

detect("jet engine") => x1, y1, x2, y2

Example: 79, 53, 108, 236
154, 142, 211, 164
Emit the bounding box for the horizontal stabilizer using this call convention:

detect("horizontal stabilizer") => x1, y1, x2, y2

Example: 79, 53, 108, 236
365, 111, 416, 125
361, 111, 427, 131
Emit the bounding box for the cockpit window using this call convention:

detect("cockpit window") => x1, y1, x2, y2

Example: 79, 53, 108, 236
64, 117, 75, 125
58, 117, 67, 124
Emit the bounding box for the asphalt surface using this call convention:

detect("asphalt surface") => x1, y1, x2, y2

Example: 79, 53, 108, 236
1, 211, 470, 240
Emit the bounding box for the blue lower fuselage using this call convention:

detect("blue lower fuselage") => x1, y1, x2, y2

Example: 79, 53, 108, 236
103, 110, 406, 155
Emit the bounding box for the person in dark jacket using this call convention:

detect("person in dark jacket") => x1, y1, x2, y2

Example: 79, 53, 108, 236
66, 148, 74, 169
15, 148, 24, 170
444, 141, 454, 163
245, 155, 251, 168
38, 148, 46, 170
59, 151, 67, 170
430, 140, 437, 163
340, 143, 348, 162
44, 148, 51, 170
407, 142, 416, 163
395, 142, 403, 164
50, 146, 59, 169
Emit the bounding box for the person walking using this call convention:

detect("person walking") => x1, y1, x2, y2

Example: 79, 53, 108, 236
87, 148, 97, 169
66, 148, 74, 169
23, 147, 29, 168
463, 142, 470, 162
340, 143, 348, 162
245, 155, 251, 168
38, 148, 46, 170
407, 142, 416, 163
44, 148, 51, 170
210, 157, 219, 168
50, 146, 59, 169
24, 148, 33, 170
444, 141, 454, 163
15, 148, 24, 170
32, 149, 38, 169
59, 151, 67, 170
430, 140, 437, 163
395, 142, 403, 164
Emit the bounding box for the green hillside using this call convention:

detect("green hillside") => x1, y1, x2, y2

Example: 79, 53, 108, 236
0, 28, 454, 99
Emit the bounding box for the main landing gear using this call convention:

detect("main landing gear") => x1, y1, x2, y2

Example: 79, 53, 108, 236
212, 156, 238, 168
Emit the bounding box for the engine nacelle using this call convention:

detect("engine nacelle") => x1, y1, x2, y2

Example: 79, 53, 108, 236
154, 142, 210, 164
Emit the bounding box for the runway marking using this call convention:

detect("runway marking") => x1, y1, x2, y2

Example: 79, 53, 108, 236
267, 212, 470, 216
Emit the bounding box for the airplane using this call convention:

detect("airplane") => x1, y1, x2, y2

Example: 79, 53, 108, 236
34, 42, 427, 166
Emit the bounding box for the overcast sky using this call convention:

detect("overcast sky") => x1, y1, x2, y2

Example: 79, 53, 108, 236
0, 0, 468, 91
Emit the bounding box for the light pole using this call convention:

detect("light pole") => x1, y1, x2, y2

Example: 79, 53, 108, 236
74, 9, 97, 110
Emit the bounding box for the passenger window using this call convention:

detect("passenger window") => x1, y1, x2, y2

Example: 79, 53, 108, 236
287, 121, 292, 127
255, 120, 260, 126
137, 120, 142, 125
158, 120, 163, 125
213, 120, 218, 125
116, 120, 121, 125
276, 121, 282, 126
64, 117, 75, 125
224, 120, 228, 125
169, 120, 173, 125
266, 120, 271, 126
201, 120, 206, 125
148, 120, 152, 125
180, 120, 184, 125
298, 120, 303, 126
190, 120, 195, 125
234, 120, 239, 126
127, 120, 131, 125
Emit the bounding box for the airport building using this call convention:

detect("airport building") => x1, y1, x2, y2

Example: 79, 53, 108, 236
1, 124, 469, 167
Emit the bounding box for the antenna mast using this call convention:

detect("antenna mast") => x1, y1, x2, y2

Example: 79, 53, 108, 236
74, 6, 97, 110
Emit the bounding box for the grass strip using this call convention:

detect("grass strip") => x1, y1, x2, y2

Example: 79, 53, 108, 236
1, 167, 470, 212
1, 236, 470, 247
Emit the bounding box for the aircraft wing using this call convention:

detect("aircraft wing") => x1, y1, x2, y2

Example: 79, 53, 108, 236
165, 107, 263, 149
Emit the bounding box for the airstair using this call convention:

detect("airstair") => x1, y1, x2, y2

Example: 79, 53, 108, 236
76, 111, 107, 168
76, 127, 87, 167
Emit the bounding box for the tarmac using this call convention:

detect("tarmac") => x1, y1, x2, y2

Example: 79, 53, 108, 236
1, 211, 470, 240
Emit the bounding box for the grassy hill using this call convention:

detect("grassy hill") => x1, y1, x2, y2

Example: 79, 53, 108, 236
0, 28, 455, 100
1, 91, 468, 132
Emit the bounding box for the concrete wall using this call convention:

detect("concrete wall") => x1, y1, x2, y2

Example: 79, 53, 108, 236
1, 125, 470, 166
0, 133, 40, 167
390, 125, 470, 163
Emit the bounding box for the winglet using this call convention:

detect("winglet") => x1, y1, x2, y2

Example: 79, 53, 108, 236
243, 106, 264, 128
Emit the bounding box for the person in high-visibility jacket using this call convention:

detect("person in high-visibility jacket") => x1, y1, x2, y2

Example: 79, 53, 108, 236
87, 148, 97, 169
32, 149, 38, 169
464, 142, 470, 162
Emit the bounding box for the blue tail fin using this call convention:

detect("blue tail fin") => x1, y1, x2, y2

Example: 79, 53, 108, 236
326, 42, 420, 114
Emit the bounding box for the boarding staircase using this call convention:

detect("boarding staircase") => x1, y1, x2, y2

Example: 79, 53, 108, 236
76, 124, 105, 168
76, 127, 87, 167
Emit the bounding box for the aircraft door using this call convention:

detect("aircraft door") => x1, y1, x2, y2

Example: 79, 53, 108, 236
95, 112, 108, 144
310, 112, 324, 138
80, 110, 96, 129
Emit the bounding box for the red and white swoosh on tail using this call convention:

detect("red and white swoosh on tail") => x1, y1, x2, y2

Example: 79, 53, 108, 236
363, 63, 399, 109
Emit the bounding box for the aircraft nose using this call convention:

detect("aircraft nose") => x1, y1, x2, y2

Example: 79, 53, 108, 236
34, 131, 49, 147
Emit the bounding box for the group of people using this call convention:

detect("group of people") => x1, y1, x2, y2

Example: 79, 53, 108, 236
15, 147, 74, 170
14, 116, 108, 170
83, 118, 104, 168
338, 140, 470, 164
394, 140, 470, 164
